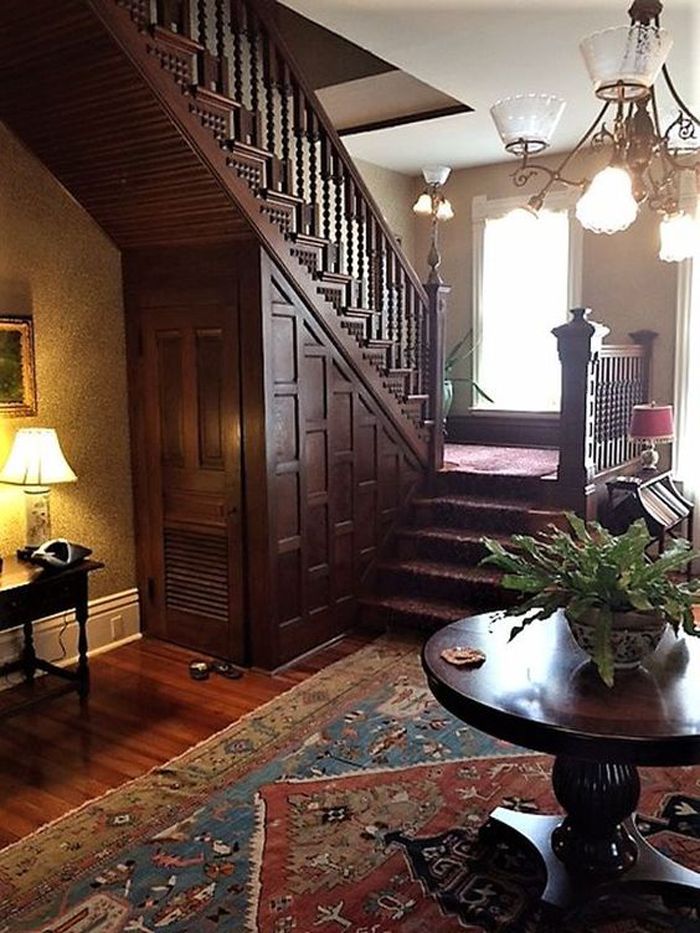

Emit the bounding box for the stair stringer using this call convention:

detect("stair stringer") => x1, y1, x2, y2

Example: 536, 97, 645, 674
86, 0, 429, 465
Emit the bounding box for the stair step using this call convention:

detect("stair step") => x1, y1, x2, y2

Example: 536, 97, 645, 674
377, 559, 511, 608
359, 594, 479, 632
412, 495, 567, 535
344, 306, 377, 321
435, 469, 555, 501
226, 140, 272, 191
366, 338, 394, 350
398, 526, 508, 562
315, 270, 354, 285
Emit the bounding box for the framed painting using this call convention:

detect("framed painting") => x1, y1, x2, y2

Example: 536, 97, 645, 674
0, 317, 37, 416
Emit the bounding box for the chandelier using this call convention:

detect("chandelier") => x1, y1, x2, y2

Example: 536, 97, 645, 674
490, 0, 700, 262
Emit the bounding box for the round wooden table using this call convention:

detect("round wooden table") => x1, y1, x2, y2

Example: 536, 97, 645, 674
422, 609, 700, 911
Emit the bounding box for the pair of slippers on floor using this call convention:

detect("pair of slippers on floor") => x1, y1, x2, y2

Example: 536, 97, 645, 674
189, 659, 243, 681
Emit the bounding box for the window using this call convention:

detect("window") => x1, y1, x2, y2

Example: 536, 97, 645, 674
673, 202, 700, 559
472, 194, 581, 412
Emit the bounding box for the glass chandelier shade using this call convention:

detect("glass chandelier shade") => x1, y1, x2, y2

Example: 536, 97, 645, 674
575, 165, 639, 234
436, 198, 455, 221
579, 24, 672, 101
412, 192, 434, 215
490, 94, 566, 155
659, 211, 698, 262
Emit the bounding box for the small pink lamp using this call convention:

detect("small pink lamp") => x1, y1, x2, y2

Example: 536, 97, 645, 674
629, 403, 674, 471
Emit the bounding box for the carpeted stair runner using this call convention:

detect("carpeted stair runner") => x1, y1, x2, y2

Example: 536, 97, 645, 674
362, 470, 567, 631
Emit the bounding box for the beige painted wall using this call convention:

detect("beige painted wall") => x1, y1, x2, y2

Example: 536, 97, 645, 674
354, 157, 419, 271
414, 158, 678, 415
0, 123, 135, 599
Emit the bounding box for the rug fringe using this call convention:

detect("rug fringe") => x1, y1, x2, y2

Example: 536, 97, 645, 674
245, 792, 267, 933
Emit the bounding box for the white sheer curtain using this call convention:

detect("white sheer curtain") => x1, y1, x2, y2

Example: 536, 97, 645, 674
673, 207, 700, 555
476, 208, 570, 412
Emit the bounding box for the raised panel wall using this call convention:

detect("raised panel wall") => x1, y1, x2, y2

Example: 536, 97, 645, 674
262, 260, 423, 665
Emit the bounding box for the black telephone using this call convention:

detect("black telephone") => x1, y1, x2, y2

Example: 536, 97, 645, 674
28, 539, 92, 570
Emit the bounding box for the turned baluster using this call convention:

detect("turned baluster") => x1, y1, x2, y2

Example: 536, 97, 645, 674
230, 0, 244, 105
320, 133, 333, 247
386, 246, 396, 365
213, 0, 230, 95
396, 266, 405, 371
279, 60, 292, 194
376, 232, 386, 339
293, 82, 306, 208
195, 0, 207, 45
307, 109, 319, 237
261, 28, 277, 160
247, 8, 261, 147
357, 198, 366, 309
333, 154, 345, 275
345, 177, 356, 283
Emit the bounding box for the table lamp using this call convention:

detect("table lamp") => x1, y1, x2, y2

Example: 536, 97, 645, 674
629, 403, 674, 471
0, 428, 77, 552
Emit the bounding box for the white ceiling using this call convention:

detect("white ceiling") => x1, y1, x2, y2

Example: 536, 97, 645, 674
279, 0, 700, 175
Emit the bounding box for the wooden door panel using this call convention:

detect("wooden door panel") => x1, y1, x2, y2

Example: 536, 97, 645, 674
141, 304, 244, 662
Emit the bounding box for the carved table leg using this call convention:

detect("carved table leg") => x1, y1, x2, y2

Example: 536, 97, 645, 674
551, 755, 639, 877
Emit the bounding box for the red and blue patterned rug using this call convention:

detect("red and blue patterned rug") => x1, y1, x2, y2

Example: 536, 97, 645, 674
1, 637, 699, 931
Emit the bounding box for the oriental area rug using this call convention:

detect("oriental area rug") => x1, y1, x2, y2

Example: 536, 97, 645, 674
1, 638, 700, 932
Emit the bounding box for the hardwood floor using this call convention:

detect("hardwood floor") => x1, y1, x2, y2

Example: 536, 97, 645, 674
0, 632, 374, 849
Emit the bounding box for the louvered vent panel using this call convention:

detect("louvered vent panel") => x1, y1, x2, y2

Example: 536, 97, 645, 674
164, 528, 229, 621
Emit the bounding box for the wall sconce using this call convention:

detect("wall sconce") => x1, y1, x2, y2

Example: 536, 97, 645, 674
412, 165, 455, 283
0, 428, 77, 551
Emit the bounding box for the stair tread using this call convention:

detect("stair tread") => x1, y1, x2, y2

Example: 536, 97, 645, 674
401, 526, 510, 544
414, 494, 565, 514
379, 559, 502, 583
360, 593, 480, 621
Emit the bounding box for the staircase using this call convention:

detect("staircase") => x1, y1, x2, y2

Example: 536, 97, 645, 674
84, 0, 436, 461
361, 470, 568, 630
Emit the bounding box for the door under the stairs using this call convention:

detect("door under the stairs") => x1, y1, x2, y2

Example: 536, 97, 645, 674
139, 303, 245, 662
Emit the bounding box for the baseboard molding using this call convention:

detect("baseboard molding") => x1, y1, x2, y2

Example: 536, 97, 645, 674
0, 588, 141, 690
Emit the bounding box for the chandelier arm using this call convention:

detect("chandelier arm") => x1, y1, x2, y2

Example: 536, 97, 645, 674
661, 65, 700, 127
516, 102, 611, 203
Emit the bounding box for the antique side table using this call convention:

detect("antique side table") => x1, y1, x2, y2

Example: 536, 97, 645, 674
422, 610, 700, 911
0, 556, 104, 716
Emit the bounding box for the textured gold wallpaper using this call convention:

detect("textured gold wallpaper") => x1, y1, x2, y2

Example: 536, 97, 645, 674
0, 123, 135, 599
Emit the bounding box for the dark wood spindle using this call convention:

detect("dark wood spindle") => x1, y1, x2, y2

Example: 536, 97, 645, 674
357, 198, 366, 308
307, 109, 319, 236
333, 154, 344, 274
280, 61, 292, 193
248, 9, 260, 144
231, 0, 244, 104
345, 178, 355, 281
321, 133, 332, 244
262, 29, 276, 158
196, 0, 207, 46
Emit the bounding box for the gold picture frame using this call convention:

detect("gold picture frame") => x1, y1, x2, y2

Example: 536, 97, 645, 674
0, 316, 37, 416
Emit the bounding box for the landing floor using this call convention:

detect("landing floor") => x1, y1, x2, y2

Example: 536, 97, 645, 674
443, 443, 559, 479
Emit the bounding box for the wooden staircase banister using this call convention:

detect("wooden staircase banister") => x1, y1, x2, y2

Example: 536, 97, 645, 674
98, 0, 438, 465
254, 0, 429, 305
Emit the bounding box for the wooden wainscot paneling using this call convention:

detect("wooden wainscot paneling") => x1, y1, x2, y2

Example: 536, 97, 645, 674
259, 255, 423, 667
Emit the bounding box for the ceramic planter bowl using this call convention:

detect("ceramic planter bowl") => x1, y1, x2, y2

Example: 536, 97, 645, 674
567, 609, 667, 672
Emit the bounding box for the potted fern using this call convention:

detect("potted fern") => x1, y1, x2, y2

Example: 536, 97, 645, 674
444, 329, 493, 417
481, 515, 700, 687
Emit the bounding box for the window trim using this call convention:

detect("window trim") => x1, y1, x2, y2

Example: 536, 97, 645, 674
471, 191, 583, 412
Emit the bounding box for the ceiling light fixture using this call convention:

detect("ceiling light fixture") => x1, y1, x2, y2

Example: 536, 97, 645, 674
413, 165, 455, 282
490, 0, 699, 261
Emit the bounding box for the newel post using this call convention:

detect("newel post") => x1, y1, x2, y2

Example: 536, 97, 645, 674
426, 280, 451, 475
552, 308, 609, 511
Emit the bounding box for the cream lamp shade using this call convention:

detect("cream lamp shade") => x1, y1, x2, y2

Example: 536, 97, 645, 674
0, 428, 77, 488
0, 428, 77, 549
